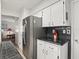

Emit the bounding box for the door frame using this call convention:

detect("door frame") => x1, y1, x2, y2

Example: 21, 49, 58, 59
71, 1, 74, 59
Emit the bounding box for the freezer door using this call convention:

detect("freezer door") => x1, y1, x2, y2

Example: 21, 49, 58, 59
33, 16, 42, 59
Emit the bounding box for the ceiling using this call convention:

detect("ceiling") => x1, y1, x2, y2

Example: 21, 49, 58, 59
1, 0, 43, 17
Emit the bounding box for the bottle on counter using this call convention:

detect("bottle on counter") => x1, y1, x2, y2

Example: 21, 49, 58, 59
52, 29, 58, 43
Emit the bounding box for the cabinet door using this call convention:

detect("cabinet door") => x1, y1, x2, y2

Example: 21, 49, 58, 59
45, 42, 58, 59
42, 7, 51, 27
37, 40, 45, 59
51, 0, 64, 26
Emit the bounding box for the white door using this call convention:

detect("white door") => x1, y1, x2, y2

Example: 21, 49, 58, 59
73, 1, 79, 59
37, 40, 45, 59
51, 0, 64, 26
42, 7, 51, 27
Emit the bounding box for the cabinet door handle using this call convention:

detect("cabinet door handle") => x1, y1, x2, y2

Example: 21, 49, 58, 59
57, 56, 59, 59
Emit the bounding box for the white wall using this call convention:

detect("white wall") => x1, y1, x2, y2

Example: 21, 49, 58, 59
21, 8, 30, 19
18, 8, 29, 51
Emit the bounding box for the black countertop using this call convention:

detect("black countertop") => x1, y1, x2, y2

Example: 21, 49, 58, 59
37, 37, 69, 46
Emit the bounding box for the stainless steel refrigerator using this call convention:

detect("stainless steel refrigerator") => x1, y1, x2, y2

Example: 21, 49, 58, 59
23, 16, 45, 59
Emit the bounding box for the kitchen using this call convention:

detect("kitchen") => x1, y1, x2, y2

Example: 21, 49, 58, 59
0, 0, 79, 59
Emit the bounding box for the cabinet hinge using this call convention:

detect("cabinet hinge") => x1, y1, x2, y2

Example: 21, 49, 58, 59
63, 2, 64, 4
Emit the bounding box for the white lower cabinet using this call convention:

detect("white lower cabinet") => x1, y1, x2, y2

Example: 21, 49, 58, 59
37, 39, 68, 59
50, 0, 64, 26
45, 43, 58, 59
42, 7, 51, 27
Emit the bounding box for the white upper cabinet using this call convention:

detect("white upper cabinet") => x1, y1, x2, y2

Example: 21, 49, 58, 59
42, 7, 51, 27
34, 0, 70, 27
42, 0, 68, 27
50, 0, 65, 26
